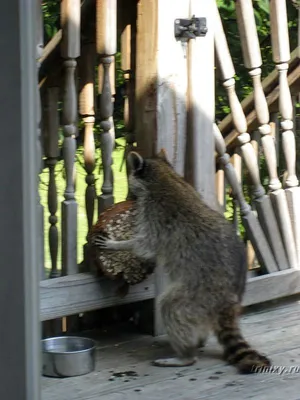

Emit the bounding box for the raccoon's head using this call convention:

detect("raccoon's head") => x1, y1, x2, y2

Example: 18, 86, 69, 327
127, 149, 173, 196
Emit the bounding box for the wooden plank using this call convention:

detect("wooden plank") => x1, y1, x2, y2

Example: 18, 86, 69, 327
286, 187, 300, 267
40, 274, 155, 321
254, 194, 289, 270
270, 189, 298, 270
40, 269, 300, 321
42, 300, 300, 400
242, 268, 300, 307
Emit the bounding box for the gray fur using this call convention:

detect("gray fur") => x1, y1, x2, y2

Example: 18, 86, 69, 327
97, 150, 271, 371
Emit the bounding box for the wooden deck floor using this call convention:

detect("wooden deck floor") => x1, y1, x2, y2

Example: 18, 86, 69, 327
42, 299, 300, 400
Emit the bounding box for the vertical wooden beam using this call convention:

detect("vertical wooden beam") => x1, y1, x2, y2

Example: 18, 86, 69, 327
36, 0, 45, 280
135, 0, 159, 158
135, 0, 190, 336
0, 0, 40, 398
185, 0, 216, 206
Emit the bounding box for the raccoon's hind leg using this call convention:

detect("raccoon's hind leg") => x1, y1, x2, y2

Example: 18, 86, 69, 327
153, 284, 208, 367
214, 302, 271, 374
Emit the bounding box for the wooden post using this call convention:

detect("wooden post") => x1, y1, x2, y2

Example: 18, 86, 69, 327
135, 0, 189, 175
60, 0, 80, 276
270, 0, 299, 269
0, 0, 40, 398
36, 0, 45, 280
235, 0, 289, 270
135, 0, 191, 336
185, 0, 216, 207
96, 0, 117, 214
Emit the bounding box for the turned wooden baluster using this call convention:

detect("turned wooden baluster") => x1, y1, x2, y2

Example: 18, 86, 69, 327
214, 124, 277, 273
214, 125, 250, 217
213, 1, 278, 273
215, 167, 226, 213
231, 150, 242, 235
43, 83, 60, 279
121, 20, 136, 199
270, 112, 280, 168
96, 0, 117, 214
60, 0, 80, 275
271, 1, 298, 189
270, 0, 299, 268
36, 0, 45, 280
235, 0, 290, 270
79, 42, 96, 266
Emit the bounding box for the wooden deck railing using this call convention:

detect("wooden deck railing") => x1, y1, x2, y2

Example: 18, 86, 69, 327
38, 0, 300, 333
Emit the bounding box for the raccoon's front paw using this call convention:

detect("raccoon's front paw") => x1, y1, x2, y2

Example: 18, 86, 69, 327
92, 235, 114, 250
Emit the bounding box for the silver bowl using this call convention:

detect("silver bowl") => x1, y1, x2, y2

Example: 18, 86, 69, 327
42, 336, 96, 378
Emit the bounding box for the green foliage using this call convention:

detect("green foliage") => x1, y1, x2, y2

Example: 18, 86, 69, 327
42, 1, 60, 43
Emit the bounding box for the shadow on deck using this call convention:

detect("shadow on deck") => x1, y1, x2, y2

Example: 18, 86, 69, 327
42, 298, 300, 400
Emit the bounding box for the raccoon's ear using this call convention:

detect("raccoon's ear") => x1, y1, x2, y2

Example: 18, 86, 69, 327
156, 148, 168, 162
127, 151, 144, 172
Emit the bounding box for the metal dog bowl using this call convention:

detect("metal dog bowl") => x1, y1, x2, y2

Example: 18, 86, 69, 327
42, 336, 96, 378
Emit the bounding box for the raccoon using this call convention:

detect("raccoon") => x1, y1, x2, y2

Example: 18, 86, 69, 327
92, 149, 271, 373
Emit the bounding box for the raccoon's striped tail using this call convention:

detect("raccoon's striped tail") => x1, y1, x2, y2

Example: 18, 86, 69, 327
215, 308, 271, 374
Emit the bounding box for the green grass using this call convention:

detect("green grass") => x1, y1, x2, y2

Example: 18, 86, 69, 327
39, 137, 128, 273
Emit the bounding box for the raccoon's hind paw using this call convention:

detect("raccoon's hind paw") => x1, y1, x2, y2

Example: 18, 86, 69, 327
237, 353, 271, 374
152, 356, 197, 367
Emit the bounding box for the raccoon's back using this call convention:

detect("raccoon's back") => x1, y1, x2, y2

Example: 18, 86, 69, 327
137, 185, 247, 298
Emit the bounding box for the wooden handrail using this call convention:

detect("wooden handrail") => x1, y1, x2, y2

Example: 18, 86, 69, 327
224, 63, 300, 152
218, 48, 300, 141
219, 47, 299, 152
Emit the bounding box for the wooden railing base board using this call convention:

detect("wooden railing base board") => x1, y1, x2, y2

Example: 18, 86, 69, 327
40, 268, 300, 321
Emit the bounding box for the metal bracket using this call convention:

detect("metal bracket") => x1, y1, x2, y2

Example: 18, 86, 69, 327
174, 15, 207, 40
